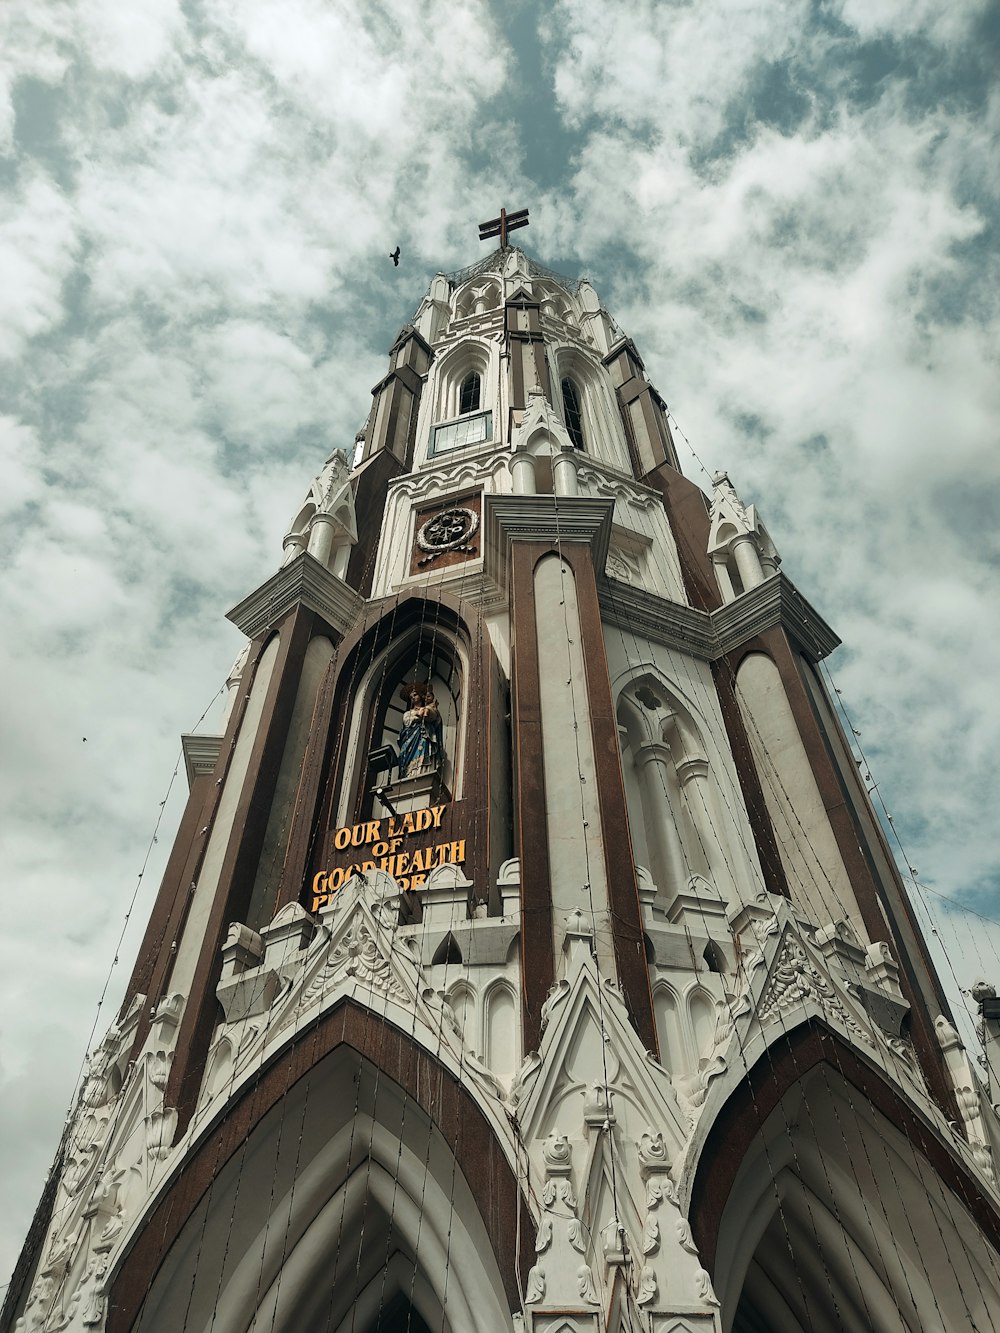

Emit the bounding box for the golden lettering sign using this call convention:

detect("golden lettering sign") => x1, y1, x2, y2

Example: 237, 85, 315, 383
310, 805, 464, 911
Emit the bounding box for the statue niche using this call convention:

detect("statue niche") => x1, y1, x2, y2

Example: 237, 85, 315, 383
361, 646, 460, 821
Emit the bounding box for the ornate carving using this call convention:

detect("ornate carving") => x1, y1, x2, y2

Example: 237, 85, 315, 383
696, 1268, 721, 1306
313, 921, 409, 1004
535, 1215, 553, 1254
542, 1132, 573, 1175
510, 1050, 541, 1109
415, 505, 480, 565
641, 1212, 660, 1255
526, 1266, 546, 1304
758, 935, 874, 1046
675, 1216, 699, 1255
577, 1265, 600, 1304
636, 1265, 658, 1306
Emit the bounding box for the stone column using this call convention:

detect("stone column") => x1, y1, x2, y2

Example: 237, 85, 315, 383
510, 449, 537, 496
307, 512, 337, 568
730, 532, 764, 591
633, 740, 689, 899
712, 553, 737, 604
675, 753, 734, 903
330, 539, 353, 581
552, 444, 579, 497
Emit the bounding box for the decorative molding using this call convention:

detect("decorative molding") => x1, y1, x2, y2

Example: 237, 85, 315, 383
180, 733, 223, 789
482, 494, 615, 597
599, 580, 717, 660
226, 551, 364, 639
712, 572, 840, 661
599, 571, 840, 663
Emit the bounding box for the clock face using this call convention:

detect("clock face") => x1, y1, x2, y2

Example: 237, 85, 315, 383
416, 506, 480, 557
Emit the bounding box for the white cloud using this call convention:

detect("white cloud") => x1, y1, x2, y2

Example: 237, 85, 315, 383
0, 175, 78, 359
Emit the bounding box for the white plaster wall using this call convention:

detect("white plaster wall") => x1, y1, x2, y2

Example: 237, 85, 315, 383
735, 652, 867, 938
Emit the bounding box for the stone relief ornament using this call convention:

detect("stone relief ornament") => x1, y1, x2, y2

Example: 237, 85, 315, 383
696, 1268, 721, 1306
526, 1266, 546, 1304
509, 1050, 542, 1109
535, 1215, 553, 1254
757, 934, 875, 1047
641, 1212, 660, 1255
636, 1265, 658, 1306
415, 505, 480, 566
577, 1264, 600, 1304
327, 922, 408, 1002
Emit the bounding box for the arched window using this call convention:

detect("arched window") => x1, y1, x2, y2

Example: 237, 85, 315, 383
459, 371, 481, 415
561, 376, 584, 449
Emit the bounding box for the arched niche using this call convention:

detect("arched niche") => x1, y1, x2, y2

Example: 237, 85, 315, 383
550, 344, 626, 467
653, 983, 683, 1075
535, 279, 578, 326
615, 672, 723, 904
123, 1041, 516, 1333
693, 1026, 1000, 1333
483, 982, 518, 1081
452, 276, 502, 322
425, 339, 496, 460
335, 614, 469, 827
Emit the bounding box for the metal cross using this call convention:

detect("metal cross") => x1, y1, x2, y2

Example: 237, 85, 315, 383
478, 206, 529, 249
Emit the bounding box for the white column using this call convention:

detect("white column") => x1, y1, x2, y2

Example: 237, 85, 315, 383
730, 533, 765, 591
330, 540, 353, 581
510, 450, 536, 496
307, 513, 337, 568
675, 754, 734, 902
552, 444, 579, 497
633, 740, 689, 898
712, 553, 737, 604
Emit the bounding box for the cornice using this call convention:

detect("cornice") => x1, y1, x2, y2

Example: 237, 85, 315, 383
598, 572, 841, 663
226, 552, 365, 640
599, 580, 717, 660
181, 733, 224, 790
482, 493, 615, 596
712, 572, 841, 662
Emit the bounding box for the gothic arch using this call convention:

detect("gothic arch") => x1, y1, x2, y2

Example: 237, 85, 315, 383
535, 279, 578, 326
452, 276, 502, 322
690, 1021, 1000, 1333
109, 1003, 527, 1333
430, 339, 494, 424
550, 343, 625, 466
615, 669, 728, 899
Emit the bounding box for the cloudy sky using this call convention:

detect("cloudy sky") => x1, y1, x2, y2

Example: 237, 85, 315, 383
2, 0, 999, 1286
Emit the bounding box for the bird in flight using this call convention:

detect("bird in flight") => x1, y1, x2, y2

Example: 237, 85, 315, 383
389, 246, 400, 267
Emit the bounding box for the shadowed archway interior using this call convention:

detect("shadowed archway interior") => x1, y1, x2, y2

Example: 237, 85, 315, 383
129, 1045, 512, 1333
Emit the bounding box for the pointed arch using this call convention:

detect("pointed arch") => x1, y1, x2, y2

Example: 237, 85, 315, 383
691, 1020, 1000, 1332
109, 1002, 529, 1333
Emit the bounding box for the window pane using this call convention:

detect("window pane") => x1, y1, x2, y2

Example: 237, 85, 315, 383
561, 378, 585, 449
432, 410, 493, 456
459, 371, 481, 415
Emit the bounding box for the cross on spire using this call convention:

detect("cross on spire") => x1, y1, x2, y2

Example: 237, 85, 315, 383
478, 205, 529, 249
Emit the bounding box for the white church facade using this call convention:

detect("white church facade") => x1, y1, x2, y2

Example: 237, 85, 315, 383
5, 238, 1000, 1333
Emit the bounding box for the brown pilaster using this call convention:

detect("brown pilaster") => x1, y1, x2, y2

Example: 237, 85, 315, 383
748, 629, 957, 1120
511, 541, 556, 1052
711, 657, 790, 899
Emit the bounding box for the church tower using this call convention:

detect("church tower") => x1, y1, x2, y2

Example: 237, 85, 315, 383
6, 232, 1000, 1333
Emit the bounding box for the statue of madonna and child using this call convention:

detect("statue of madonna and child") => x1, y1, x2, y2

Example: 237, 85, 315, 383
397, 680, 444, 780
